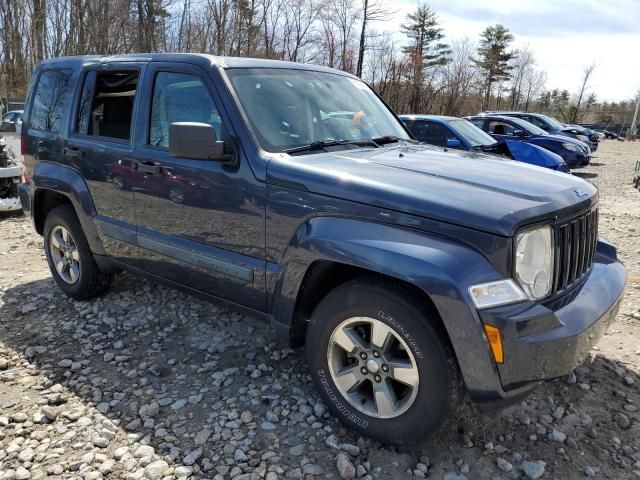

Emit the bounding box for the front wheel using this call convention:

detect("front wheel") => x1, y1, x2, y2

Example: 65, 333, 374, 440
306, 279, 463, 445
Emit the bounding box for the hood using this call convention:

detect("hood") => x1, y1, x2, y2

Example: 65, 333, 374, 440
504, 140, 564, 168
534, 133, 589, 148
267, 144, 597, 237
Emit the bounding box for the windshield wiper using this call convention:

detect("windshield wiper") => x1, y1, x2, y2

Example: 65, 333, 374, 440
283, 139, 378, 155
372, 135, 420, 146
371, 135, 401, 145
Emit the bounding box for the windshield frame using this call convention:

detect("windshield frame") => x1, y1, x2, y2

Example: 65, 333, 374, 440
222, 66, 413, 154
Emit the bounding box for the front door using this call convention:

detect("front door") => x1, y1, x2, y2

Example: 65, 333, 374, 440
486, 119, 519, 141
131, 63, 267, 310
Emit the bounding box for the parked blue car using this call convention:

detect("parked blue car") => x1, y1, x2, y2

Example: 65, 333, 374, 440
482, 111, 599, 151
466, 114, 591, 169
400, 115, 569, 172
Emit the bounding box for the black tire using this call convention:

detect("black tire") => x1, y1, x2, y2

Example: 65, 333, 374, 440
306, 278, 463, 445
43, 205, 112, 299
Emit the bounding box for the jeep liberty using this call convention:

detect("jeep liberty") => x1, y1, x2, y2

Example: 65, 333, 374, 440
19, 54, 626, 445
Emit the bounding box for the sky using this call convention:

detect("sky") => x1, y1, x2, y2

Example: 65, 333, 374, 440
382, 0, 640, 102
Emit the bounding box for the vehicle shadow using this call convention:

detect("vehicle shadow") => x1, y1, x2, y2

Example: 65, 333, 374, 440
588, 162, 605, 167
573, 172, 598, 179
1, 274, 638, 478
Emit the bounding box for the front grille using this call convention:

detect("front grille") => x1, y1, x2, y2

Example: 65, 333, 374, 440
552, 208, 598, 293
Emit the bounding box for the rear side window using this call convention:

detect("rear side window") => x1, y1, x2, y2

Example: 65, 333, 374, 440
149, 71, 223, 148
30, 69, 72, 133
76, 70, 138, 141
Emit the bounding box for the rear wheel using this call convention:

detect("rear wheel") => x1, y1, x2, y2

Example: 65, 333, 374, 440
306, 278, 463, 445
43, 205, 112, 299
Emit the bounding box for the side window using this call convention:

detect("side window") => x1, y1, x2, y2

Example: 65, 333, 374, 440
30, 69, 72, 133
488, 121, 516, 136
76, 70, 138, 141
149, 72, 223, 148
469, 118, 485, 129
412, 121, 451, 147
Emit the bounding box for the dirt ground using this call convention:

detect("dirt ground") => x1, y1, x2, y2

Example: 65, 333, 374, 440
0, 140, 639, 480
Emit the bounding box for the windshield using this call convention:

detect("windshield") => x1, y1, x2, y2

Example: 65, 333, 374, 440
447, 119, 496, 147
509, 117, 548, 136
538, 114, 564, 130
225, 68, 410, 153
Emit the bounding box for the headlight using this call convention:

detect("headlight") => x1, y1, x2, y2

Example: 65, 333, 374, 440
515, 225, 554, 299
576, 134, 588, 142
561, 142, 581, 152
469, 279, 526, 309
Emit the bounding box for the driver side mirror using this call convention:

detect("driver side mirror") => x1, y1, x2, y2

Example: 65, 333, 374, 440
513, 129, 527, 138
169, 122, 230, 161
446, 138, 462, 149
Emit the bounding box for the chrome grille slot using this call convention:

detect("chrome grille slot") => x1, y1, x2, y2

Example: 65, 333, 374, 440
553, 208, 598, 293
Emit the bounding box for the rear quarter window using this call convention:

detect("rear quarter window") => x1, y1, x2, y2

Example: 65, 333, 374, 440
29, 69, 72, 133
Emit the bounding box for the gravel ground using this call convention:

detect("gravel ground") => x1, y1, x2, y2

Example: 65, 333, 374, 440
1, 141, 639, 480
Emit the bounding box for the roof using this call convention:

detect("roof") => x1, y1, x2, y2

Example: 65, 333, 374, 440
466, 114, 520, 121
36, 53, 357, 78
481, 111, 546, 117
398, 114, 460, 122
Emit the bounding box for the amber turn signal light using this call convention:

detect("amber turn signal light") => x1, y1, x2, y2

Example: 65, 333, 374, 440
483, 324, 504, 364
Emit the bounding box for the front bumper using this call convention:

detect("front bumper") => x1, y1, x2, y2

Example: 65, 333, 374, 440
0, 166, 22, 211
477, 238, 625, 398
0, 196, 21, 211
564, 151, 590, 168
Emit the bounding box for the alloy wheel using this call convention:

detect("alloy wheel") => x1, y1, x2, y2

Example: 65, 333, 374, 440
49, 225, 81, 284
327, 316, 419, 419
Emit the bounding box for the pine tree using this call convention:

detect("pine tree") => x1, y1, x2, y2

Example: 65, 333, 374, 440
401, 3, 450, 112
473, 24, 515, 110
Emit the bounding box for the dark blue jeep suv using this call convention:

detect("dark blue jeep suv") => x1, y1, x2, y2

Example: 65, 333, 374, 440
19, 54, 626, 445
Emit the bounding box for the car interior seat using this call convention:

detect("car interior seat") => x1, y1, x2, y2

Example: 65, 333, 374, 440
99, 96, 133, 140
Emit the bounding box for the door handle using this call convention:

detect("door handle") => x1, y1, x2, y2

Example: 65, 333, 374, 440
64, 147, 84, 159
136, 161, 159, 175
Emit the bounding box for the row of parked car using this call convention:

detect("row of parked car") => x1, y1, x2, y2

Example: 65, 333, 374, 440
400, 111, 606, 173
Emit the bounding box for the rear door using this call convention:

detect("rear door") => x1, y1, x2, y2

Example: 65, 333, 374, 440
129, 62, 267, 310
63, 64, 144, 262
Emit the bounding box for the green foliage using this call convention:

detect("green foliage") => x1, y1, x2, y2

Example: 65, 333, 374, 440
401, 3, 450, 69
473, 24, 515, 82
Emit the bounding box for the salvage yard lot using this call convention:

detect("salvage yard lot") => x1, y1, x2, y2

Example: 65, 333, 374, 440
0, 141, 639, 480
